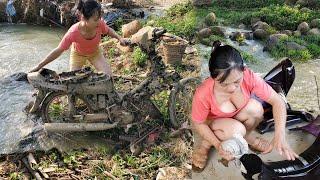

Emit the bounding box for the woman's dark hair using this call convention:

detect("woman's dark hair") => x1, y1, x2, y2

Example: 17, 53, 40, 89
76, 0, 101, 20
209, 40, 245, 83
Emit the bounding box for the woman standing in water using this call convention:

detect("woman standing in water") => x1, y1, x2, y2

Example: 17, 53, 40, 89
30, 0, 127, 75
192, 41, 298, 172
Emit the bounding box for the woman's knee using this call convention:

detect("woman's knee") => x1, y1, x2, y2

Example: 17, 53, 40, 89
209, 119, 246, 140
241, 99, 264, 121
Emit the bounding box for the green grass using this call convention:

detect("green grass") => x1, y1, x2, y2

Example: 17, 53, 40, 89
215, 0, 284, 9
251, 5, 319, 30
269, 35, 320, 60
132, 47, 148, 67
269, 38, 313, 61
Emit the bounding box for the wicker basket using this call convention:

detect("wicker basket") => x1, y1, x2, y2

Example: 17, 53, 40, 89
162, 39, 187, 65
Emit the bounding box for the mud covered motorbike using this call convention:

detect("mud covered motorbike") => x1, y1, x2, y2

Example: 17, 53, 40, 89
26, 27, 198, 154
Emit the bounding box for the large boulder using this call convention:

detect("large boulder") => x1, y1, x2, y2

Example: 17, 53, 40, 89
285, 0, 298, 5
204, 12, 216, 26
122, 20, 142, 38
281, 30, 293, 36
251, 18, 261, 27
210, 26, 226, 37
197, 28, 212, 39
264, 34, 288, 51
253, 29, 269, 40
192, 0, 212, 7
296, 0, 319, 7
230, 32, 253, 41
310, 19, 320, 28
307, 28, 320, 35
297, 22, 310, 35
252, 21, 270, 31
285, 42, 306, 50
293, 30, 302, 37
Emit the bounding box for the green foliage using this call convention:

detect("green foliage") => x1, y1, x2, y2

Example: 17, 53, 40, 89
215, 0, 284, 9
241, 52, 257, 63
151, 90, 170, 120
307, 43, 320, 58
114, 17, 125, 31
276, 35, 320, 59
48, 103, 63, 119
132, 47, 147, 67
108, 47, 116, 58
165, 3, 193, 17
9, 172, 23, 180
252, 5, 311, 30
200, 35, 226, 46
147, 9, 198, 38
63, 150, 86, 168
269, 38, 313, 61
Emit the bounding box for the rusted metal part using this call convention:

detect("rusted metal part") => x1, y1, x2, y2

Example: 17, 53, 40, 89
22, 153, 43, 180
29, 90, 46, 113
44, 122, 119, 132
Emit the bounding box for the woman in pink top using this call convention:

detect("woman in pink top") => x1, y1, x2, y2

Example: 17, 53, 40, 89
30, 0, 127, 74
192, 41, 298, 172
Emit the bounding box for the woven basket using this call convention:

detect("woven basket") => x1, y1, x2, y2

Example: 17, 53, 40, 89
162, 39, 187, 65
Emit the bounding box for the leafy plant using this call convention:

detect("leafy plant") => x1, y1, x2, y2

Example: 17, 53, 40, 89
132, 47, 147, 67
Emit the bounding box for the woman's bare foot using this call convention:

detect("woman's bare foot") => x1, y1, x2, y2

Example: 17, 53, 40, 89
192, 140, 212, 172
245, 134, 271, 152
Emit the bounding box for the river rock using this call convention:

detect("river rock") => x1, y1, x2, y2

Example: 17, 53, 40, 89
307, 28, 320, 35
281, 30, 293, 36
251, 18, 261, 27
253, 29, 269, 40
210, 26, 225, 37
310, 19, 320, 28
122, 20, 142, 38
204, 12, 216, 26
264, 34, 288, 51
300, 7, 311, 13
285, 42, 306, 50
252, 21, 270, 31
197, 28, 212, 39
285, 0, 298, 5
230, 32, 242, 41
243, 32, 253, 40
239, 24, 246, 29
297, 22, 310, 35
192, 0, 212, 7
293, 30, 302, 37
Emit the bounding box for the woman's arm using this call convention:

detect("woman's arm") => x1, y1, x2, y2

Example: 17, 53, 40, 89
193, 122, 221, 148
267, 91, 287, 137
106, 28, 128, 45
107, 28, 122, 40
264, 90, 299, 160
29, 47, 64, 72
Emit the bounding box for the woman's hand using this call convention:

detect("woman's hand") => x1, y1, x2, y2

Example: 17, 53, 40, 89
263, 135, 299, 161
119, 38, 130, 46
29, 65, 41, 73
217, 144, 235, 161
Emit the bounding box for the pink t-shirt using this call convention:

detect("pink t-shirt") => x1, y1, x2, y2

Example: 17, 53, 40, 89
191, 68, 273, 123
58, 19, 109, 55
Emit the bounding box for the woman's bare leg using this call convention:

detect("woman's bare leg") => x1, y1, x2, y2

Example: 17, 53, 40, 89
90, 53, 112, 76
234, 98, 264, 144
193, 118, 246, 170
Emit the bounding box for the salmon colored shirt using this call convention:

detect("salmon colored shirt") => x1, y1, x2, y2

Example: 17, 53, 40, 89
58, 19, 109, 55
191, 68, 273, 123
